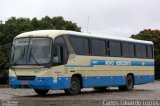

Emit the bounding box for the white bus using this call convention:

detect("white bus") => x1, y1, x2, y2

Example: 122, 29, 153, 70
9, 30, 154, 95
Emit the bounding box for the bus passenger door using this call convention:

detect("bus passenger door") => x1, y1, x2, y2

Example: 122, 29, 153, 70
53, 44, 68, 65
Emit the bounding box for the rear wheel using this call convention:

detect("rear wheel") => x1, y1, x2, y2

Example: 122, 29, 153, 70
34, 89, 49, 95
64, 76, 81, 95
118, 75, 134, 91
125, 75, 134, 91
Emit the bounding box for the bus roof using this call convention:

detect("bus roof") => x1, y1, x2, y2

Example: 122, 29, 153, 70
15, 30, 153, 44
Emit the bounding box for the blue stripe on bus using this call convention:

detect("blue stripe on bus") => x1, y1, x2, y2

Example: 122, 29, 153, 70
9, 75, 154, 90
9, 77, 71, 90
65, 60, 154, 67
83, 75, 155, 87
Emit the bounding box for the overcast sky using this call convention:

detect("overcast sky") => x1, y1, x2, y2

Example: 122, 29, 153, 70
1, 0, 160, 37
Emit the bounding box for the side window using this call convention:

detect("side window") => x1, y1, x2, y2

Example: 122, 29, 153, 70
91, 39, 106, 56
70, 37, 83, 55
53, 37, 68, 64
135, 44, 141, 58
122, 42, 134, 57
147, 45, 153, 58
129, 44, 134, 57
55, 37, 65, 44
141, 45, 147, 58
106, 41, 109, 56
109, 41, 121, 57
135, 44, 147, 58
99, 40, 106, 56
83, 38, 90, 55
91, 39, 99, 56
122, 42, 129, 57
70, 37, 89, 55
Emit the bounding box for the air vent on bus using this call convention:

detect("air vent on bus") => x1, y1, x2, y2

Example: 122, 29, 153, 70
17, 76, 35, 80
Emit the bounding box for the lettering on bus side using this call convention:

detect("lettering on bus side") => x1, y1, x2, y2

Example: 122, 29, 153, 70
105, 60, 114, 66
105, 60, 131, 66
116, 61, 131, 66
92, 60, 99, 64
91, 60, 131, 66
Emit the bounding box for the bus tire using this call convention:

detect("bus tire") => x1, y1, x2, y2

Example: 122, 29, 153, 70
94, 87, 107, 92
34, 89, 49, 95
64, 76, 81, 95
125, 75, 134, 91
118, 75, 134, 91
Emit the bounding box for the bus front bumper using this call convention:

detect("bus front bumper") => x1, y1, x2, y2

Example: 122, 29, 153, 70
9, 77, 71, 90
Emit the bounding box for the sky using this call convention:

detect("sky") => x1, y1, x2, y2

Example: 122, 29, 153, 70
0, 0, 160, 37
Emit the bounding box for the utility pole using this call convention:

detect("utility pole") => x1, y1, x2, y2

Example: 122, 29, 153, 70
87, 16, 90, 33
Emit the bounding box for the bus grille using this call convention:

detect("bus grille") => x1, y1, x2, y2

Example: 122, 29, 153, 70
17, 76, 35, 80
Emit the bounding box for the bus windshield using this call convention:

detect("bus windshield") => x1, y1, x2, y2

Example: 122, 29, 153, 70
10, 38, 52, 65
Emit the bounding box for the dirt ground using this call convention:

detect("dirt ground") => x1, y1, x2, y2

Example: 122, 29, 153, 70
0, 81, 160, 106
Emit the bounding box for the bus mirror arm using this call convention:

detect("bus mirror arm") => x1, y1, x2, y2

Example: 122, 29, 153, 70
9, 64, 15, 71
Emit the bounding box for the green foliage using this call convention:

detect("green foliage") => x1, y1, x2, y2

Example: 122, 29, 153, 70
0, 48, 8, 70
0, 16, 81, 71
131, 29, 160, 79
131, 29, 160, 59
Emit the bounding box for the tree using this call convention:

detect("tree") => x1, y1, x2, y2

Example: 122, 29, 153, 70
0, 16, 81, 82
131, 29, 160, 79
0, 16, 81, 47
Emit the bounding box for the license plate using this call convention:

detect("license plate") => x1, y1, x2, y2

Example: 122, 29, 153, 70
21, 81, 28, 85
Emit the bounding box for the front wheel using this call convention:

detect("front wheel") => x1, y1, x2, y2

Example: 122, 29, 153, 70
34, 89, 49, 95
64, 76, 81, 95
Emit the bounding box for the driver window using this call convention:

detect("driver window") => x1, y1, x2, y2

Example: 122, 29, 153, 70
53, 36, 68, 64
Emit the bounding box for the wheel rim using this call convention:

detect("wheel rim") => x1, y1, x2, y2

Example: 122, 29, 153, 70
127, 76, 133, 89
71, 80, 78, 90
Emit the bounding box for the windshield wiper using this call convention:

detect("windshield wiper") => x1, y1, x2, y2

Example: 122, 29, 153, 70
29, 48, 40, 66
13, 47, 25, 65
